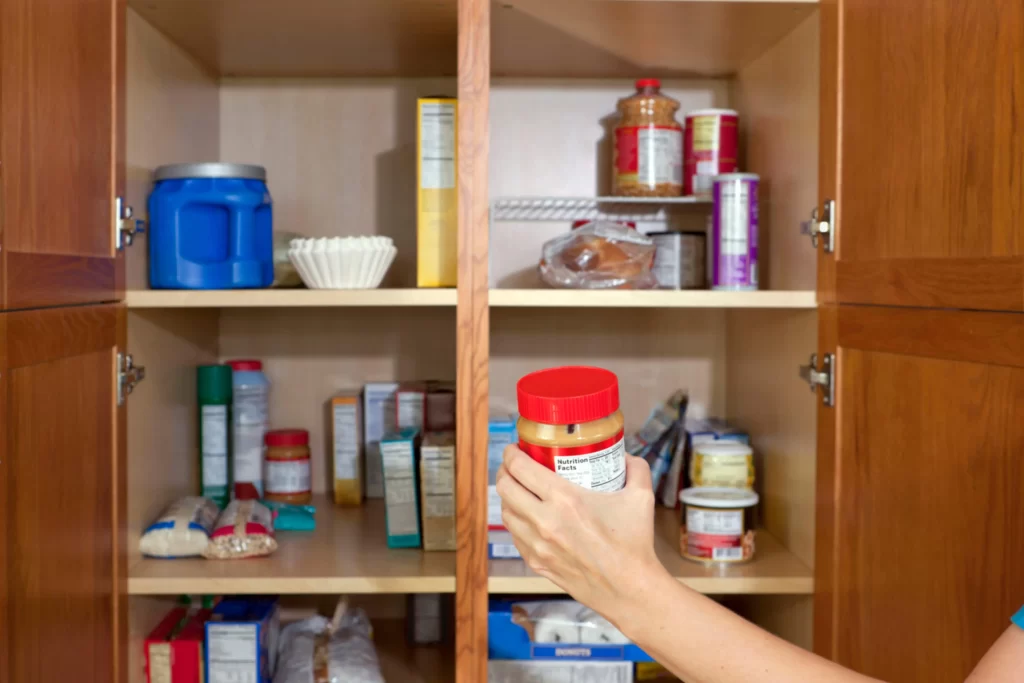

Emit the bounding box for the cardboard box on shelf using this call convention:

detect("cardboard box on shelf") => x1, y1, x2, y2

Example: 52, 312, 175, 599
420, 431, 456, 551
330, 391, 363, 505
380, 428, 422, 548
363, 382, 399, 498
205, 598, 279, 683
417, 97, 458, 288
426, 380, 456, 431
488, 661, 634, 683
396, 382, 428, 431
488, 415, 518, 532
144, 607, 212, 683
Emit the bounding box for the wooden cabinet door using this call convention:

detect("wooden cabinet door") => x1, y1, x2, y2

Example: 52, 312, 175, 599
818, 0, 1024, 311
0, 0, 126, 310
814, 305, 1024, 682
0, 304, 127, 683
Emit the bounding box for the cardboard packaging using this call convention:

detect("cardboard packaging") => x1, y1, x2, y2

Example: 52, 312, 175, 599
425, 380, 456, 431
420, 431, 456, 551
396, 383, 428, 431
380, 428, 422, 548
488, 416, 518, 532
144, 607, 211, 683
488, 661, 634, 683
417, 97, 458, 287
407, 593, 450, 645
205, 598, 279, 683
330, 391, 363, 505
363, 382, 399, 498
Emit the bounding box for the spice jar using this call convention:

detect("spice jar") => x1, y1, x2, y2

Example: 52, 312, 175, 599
264, 429, 312, 504
516, 366, 626, 492
679, 487, 758, 564
612, 79, 684, 197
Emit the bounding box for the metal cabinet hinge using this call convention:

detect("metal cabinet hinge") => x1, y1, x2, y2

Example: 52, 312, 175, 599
799, 352, 835, 406
115, 196, 146, 250
801, 199, 835, 253
117, 353, 146, 406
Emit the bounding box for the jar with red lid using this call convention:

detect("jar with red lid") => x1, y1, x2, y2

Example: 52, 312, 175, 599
264, 429, 312, 504
516, 366, 626, 492
612, 79, 684, 197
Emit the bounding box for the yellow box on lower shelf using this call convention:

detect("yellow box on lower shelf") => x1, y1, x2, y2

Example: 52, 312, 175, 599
417, 97, 458, 287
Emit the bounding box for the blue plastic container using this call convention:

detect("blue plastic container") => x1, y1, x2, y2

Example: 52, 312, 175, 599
148, 163, 273, 289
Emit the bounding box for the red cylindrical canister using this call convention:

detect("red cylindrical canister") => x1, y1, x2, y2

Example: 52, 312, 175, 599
683, 109, 739, 197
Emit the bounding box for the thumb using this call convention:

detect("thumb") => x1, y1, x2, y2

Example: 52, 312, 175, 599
623, 454, 652, 491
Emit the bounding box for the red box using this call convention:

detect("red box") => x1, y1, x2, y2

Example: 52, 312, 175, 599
144, 607, 210, 683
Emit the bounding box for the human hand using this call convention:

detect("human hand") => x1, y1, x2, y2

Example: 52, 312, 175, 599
496, 445, 664, 622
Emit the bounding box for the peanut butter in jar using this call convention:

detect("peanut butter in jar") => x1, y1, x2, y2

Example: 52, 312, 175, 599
264, 429, 312, 505
612, 79, 684, 197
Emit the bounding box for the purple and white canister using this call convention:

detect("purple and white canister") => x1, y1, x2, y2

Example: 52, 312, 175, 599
710, 173, 759, 290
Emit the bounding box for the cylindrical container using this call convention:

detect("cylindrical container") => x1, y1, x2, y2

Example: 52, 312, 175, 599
683, 108, 739, 197
516, 366, 626, 492
612, 79, 684, 197
649, 231, 706, 290
710, 173, 759, 290
148, 163, 273, 289
197, 365, 233, 508
264, 429, 312, 505
689, 441, 754, 489
226, 359, 270, 500
679, 487, 758, 564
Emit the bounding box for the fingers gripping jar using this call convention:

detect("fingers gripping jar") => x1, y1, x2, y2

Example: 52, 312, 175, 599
516, 366, 626, 492
613, 79, 684, 197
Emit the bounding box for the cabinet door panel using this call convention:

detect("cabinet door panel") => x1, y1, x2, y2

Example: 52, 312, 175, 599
815, 305, 1024, 682
0, 304, 126, 683
820, 0, 1024, 310
0, 0, 125, 309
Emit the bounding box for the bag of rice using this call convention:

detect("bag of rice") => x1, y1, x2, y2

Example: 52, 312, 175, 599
139, 497, 219, 558
203, 499, 278, 559
275, 600, 384, 683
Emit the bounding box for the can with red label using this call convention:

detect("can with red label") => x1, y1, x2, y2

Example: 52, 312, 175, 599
683, 108, 739, 197
679, 487, 758, 563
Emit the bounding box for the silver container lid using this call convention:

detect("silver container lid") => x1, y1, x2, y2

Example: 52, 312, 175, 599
153, 162, 267, 181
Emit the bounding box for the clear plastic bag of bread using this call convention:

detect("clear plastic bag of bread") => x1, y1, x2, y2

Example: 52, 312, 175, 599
539, 221, 657, 289
275, 599, 384, 683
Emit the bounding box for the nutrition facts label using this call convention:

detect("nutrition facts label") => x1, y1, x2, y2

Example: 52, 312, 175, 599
553, 438, 626, 492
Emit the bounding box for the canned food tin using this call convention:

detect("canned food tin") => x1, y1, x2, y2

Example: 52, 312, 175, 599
710, 173, 759, 290
683, 109, 739, 197
679, 487, 758, 564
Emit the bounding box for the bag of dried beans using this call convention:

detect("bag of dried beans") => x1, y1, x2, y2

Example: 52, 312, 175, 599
203, 499, 278, 559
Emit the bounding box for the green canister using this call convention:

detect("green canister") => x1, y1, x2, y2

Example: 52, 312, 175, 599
197, 365, 233, 507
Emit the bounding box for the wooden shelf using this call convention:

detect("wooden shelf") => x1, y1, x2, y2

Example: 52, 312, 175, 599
489, 507, 813, 594
375, 619, 454, 683
489, 289, 818, 308
125, 289, 457, 308
128, 499, 455, 595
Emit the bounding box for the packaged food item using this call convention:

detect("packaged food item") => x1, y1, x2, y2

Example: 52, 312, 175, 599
690, 441, 754, 489
204, 597, 279, 682
683, 108, 739, 197
425, 380, 456, 431
363, 382, 399, 498
710, 173, 759, 290
264, 429, 312, 505
330, 391, 363, 505
227, 359, 269, 500
679, 487, 758, 563
649, 231, 705, 289
488, 529, 522, 560
420, 432, 456, 551
203, 499, 278, 559
144, 606, 212, 683
488, 416, 518, 532
197, 365, 233, 508
271, 230, 304, 287
517, 367, 626, 492
263, 500, 316, 531
417, 96, 458, 287
396, 382, 428, 430
275, 601, 384, 683
489, 661, 634, 683
380, 428, 422, 548
407, 593, 448, 644
539, 221, 657, 290
612, 78, 683, 197
139, 496, 220, 558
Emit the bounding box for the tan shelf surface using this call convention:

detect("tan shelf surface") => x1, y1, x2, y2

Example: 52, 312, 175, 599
129, 499, 455, 595
375, 619, 454, 683
489, 289, 818, 309
125, 288, 457, 308
489, 507, 813, 594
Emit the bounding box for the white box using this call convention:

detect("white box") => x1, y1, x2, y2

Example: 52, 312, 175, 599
489, 661, 634, 683
363, 382, 399, 498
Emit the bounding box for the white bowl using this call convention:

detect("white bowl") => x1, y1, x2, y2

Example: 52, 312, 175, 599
287, 236, 397, 289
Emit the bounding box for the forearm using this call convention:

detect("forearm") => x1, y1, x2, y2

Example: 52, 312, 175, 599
608, 561, 882, 683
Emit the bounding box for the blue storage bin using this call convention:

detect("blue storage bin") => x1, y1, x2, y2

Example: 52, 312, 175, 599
148, 163, 273, 289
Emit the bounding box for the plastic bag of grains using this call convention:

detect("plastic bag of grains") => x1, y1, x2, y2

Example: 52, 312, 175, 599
275, 600, 385, 683
202, 499, 278, 559
139, 496, 219, 558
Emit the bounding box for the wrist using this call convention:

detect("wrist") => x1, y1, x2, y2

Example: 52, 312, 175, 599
606, 554, 676, 639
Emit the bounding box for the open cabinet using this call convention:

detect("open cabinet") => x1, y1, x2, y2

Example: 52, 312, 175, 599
1, 1, 1021, 683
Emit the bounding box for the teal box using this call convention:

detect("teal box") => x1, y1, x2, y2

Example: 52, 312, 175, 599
380, 428, 422, 548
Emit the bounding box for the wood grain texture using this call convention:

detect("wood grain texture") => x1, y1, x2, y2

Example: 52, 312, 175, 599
813, 304, 839, 658
5, 305, 121, 683
835, 0, 1024, 310
113, 307, 128, 683
0, 0, 118, 308
114, 0, 127, 302
455, 0, 490, 679
0, 315, 7, 683
816, 0, 839, 302
836, 257, 1024, 312
5, 252, 117, 311
831, 345, 1024, 681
